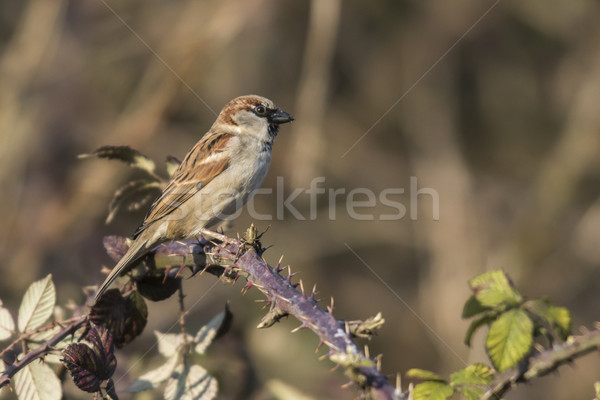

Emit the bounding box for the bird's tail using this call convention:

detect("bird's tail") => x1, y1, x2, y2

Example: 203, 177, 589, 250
94, 237, 151, 302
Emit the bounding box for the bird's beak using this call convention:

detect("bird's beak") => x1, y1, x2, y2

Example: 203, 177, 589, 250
269, 108, 294, 124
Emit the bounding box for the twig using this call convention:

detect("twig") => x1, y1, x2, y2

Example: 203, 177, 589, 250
0, 315, 88, 388
177, 278, 186, 339
482, 328, 600, 399
0, 316, 82, 361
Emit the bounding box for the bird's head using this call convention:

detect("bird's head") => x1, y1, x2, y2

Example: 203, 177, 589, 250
215, 95, 294, 139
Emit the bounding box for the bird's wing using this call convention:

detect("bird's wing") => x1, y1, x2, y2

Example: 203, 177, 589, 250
133, 131, 233, 238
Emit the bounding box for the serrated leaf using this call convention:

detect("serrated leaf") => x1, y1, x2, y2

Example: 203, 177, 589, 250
406, 368, 445, 382
455, 385, 484, 400
156, 331, 193, 358
79, 146, 156, 175
165, 155, 181, 178
486, 308, 533, 372
85, 324, 117, 378
195, 305, 233, 354
0, 304, 15, 340
464, 314, 496, 346
164, 364, 218, 400
412, 381, 453, 400
450, 363, 493, 386
127, 353, 181, 393
13, 360, 62, 400
89, 290, 148, 347
62, 324, 116, 392
106, 180, 162, 224
62, 343, 103, 392
525, 300, 571, 340
462, 296, 487, 318
469, 270, 522, 309
18, 275, 56, 332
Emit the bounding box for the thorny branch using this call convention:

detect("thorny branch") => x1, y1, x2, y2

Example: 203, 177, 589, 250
147, 226, 406, 399
482, 328, 600, 400
0, 316, 88, 389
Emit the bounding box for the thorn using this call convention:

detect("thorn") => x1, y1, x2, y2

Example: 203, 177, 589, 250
315, 340, 324, 353
299, 280, 305, 297
318, 353, 329, 361
174, 263, 186, 279
275, 255, 284, 273
261, 245, 273, 253
163, 266, 172, 284
286, 271, 297, 284
340, 380, 353, 389
310, 283, 318, 299
396, 373, 401, 391
328, 297, 335, 314
376, 354, 382, 370
364, 345, 370, 359
286, 265, 292, 277
242, 282, 253, 295
345, 321, 350, 335
291, 323, 306, 333
330, 364, 340, 373
199, 263, 213, 275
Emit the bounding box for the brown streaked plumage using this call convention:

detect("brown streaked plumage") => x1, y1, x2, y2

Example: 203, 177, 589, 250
95, 95, 293, 301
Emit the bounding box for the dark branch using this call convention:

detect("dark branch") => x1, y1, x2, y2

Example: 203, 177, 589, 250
132, 227, 406, 399
0, 316, 88, 389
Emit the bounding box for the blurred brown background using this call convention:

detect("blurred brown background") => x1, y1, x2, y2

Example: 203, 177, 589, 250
1, 0, 600, 399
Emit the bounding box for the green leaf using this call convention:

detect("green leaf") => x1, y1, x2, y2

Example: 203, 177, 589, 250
486, 308, 533, 372
106, 180, 162, 224
127, 353, 181, 393
165, 155, 181, 178
194, 305, 232, 355
450, 363, 493, 386
469, 270, 522, 309
464, 314, 496, 346
18, 275, 56, 332
79, 146, 156, 175
462, 296, 488, 318
412, 381, 453, 400
0, 301, 15, 340
455, 386, 484, 400
164, 364, 218, 400
546, 306, 571, 339
406, 368, 445, 382
525, 300, 571, 340
13, 360, 62, 400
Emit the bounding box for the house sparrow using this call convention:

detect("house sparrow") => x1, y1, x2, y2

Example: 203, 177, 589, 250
95, 95, 293, 301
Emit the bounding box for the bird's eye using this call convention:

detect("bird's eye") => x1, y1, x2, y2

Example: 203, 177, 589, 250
254, 105, 268, 116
